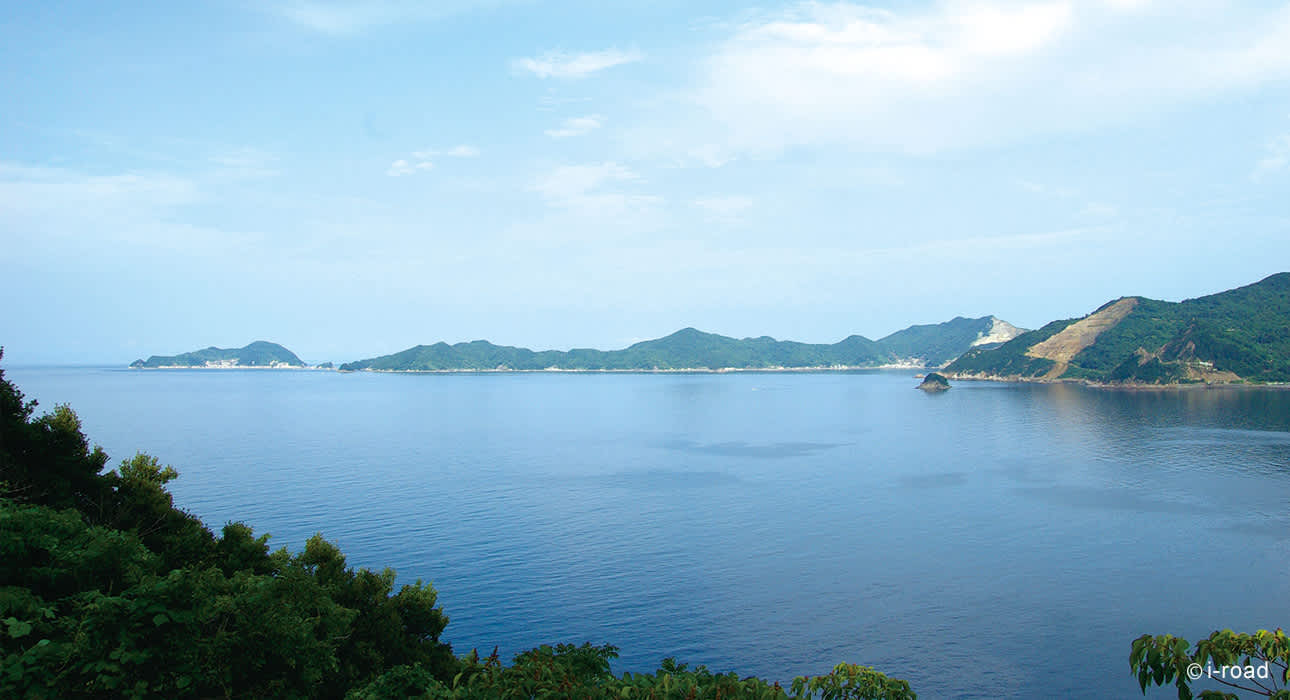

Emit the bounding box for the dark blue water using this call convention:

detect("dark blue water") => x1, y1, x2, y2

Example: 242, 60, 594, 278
8, 367, 1290, 699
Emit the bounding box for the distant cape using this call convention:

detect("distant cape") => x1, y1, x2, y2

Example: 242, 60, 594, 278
338, 316, 1024, 372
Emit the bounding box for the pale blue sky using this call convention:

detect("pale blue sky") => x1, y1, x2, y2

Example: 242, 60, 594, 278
3, 0, 1289, 364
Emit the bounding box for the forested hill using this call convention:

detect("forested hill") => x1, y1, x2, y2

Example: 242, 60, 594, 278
130, 341, 306, 368
944, 272, 1290, 384
339, 316, 1024, 372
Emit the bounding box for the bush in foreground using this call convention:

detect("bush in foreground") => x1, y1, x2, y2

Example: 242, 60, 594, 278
349, 644, 914, 699
1131, 629, 1289, 699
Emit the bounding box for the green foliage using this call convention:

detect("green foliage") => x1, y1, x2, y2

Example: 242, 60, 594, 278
0, 492, 454, 699
790, 663, 916, 700
876, 316, 999, 367
946, 273, 1290, 384
1130, 628, 1290, 699
1108, 353, 1186, 385
944, 318, 1072, 377
104, 453, 220, 571
341, 330, 857, 372
1158, 320, 1276, 379
917, 372, 950, 390
0, 353, 454, 698
0, 351, 111, 512
130, 340, 305, 368
297, 535, 456, 689
350, 646, 917, 700
1064, 297, 1180, 375
1076, 278, 1290, 382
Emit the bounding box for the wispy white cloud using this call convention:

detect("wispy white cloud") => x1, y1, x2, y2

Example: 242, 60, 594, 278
1082, 201, 1119, 218
532, 162, 637, 199
209, 148, 280, 178
0, 162, 199, 217
268, 0, 503, 35
806, 224, 1117, 261
531, 162, 660, 216
386, 159, 432, 177
693, 195, 754, 223
387, 145, 478, 176
444, 144, 480, 158
412, 145, 480, 159
667, 1, 1290, 156
513, 49, 643, 79
0, 161, 263, 258
545, 115, 604, 139
537, 92, 593, 112
1017, 179, 1076, 198
687, 144, 734, 169
1019, 178, 1118, 218
1253, 132, 1290, 181
1100, 0, 1154, 11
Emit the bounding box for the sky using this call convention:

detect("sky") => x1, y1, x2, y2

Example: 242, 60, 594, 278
3, 0, 1289, 365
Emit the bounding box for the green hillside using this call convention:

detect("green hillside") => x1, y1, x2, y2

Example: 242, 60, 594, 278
945, 273, 1290, 384
878, 316, 1006, 367
339, 317, 1013, 372
944, 319, 1074, 378
130, 341, 305, 368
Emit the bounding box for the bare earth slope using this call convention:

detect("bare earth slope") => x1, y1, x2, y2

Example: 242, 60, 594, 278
944, 272, 1290, 384
1025, 298, 1138, 379
971, 317, 1026, 347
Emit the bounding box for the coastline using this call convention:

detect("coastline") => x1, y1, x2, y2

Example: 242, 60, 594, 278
129, 365, 334, 371
122, 365, 1290, 387
944, 373, 1290, 390
127, 364, 927, 374
349, 364, 919, 374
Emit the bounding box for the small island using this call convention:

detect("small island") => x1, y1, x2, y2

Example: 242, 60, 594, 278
130, 341, 320, 369
917, 372, 951, 392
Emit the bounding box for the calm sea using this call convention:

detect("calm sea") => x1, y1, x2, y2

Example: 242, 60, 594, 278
8, 367, 1290, 699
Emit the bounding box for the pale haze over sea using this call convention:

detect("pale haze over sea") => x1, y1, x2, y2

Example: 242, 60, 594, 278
4, 1, 1290, 365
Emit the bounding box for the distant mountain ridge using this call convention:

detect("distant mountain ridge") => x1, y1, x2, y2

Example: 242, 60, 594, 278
944, 272, 1290, 384
130, 341, 306, 369
338, 316, 1025, 372
119, 273, 1290, 383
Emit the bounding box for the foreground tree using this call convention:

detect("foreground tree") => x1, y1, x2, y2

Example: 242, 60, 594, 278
348, 644, 916, 699
1131, 629, 1289, 699
1, 349, 454, 698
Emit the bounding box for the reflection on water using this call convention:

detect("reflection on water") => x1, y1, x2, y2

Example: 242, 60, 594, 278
7, 367, 1290, 700
896, 471, 970, 488
1012, 484, 1212, 514
657, 439, 846, 459
605, 469, 740, 490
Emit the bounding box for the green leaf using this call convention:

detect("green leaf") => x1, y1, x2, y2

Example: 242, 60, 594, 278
152, 613, 169, 627
4, 618, 32, 639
